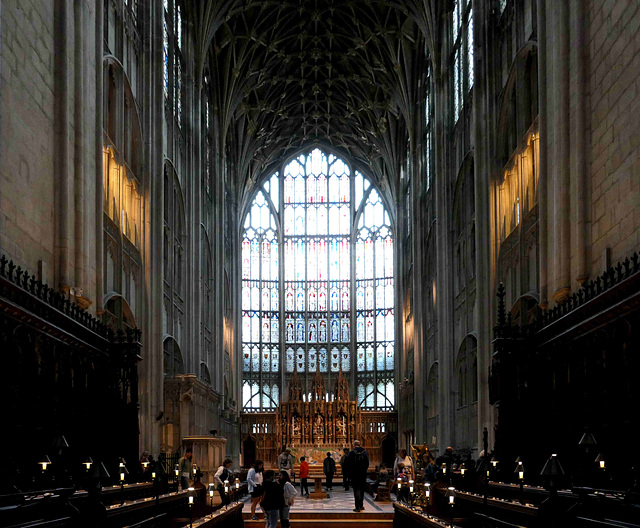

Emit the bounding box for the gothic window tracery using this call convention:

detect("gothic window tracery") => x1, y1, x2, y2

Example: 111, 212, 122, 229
242, 148, 395, 412
164, 0, 183, 127
451, 0, 474, 125
102, 59, 144, 329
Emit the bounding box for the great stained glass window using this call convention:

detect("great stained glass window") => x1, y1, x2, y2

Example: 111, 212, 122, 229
242, 149, 395, 411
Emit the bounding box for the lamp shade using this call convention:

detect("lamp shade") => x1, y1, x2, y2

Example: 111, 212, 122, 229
578, 431, 597, 448
540, 454, 565, 477
52, 435, 69, 449
39, 454, 52, 470
445, 487, 455, 505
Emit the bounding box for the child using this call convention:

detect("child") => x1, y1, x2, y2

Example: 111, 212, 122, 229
260, 470, 284, 528
299, 456, 309, 497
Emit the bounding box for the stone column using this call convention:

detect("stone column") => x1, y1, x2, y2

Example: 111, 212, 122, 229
571, 0, 590, 285
552, 0, 571, 303
472, 0, 496, 454
537, 0, 549, 307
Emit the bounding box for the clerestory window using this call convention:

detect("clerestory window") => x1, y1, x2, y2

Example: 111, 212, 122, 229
241, 148, 395, 412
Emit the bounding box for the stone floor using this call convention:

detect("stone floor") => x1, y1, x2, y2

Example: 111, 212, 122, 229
241, 486, 395, 514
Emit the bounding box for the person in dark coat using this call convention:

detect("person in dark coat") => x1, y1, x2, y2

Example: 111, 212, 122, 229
260, 470, 284, 528
339, 447, 350, 490
344, 440, 369, 512
323, 452, 336, 491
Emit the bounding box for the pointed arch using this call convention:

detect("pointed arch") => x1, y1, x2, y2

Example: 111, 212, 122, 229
242, 146, 396, 411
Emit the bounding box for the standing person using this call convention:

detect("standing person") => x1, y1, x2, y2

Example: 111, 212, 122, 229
299, 456, 309, 497
340, 447, 350, 491
278, 470, 297, 528
394, 462, 410, 503
247, 459, 264, 520
323, 452, 336, 491
260, 470, 284, 528
214, 458, 233, 506
278, 448, 295, 478
345, 440, 369, 512
393, 449, 414, 480
179, 448, 193, 490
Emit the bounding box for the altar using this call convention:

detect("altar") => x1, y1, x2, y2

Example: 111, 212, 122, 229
240, 370, 398, 468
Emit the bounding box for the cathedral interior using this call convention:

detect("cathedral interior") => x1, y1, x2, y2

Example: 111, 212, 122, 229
1, 0, 639, 527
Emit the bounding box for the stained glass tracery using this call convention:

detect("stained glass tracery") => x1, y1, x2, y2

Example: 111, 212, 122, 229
242, 148, 395, 411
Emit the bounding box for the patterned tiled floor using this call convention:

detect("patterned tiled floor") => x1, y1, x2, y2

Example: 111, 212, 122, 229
241, 486, 395, 514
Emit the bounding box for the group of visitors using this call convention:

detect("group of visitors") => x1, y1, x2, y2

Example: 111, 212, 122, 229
247, 440, 370, 525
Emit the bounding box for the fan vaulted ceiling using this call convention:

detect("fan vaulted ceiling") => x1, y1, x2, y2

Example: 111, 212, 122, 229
185, 0, 442, 194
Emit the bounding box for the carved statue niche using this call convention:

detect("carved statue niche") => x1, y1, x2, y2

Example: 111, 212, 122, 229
335, 367, 350, 401
311, 369, 325, 401
313, 411, 325, 439
289, 371, 302, 401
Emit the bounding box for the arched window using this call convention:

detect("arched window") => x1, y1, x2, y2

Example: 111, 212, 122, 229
451, 0, 474, 124
102, 59, 144, 328
164, 337, 184, 378
163, 0, 183, 126
242, 148, 395, 411
455, 335, 478, 408
164, 162, 185, 348
426, 362, 439, 419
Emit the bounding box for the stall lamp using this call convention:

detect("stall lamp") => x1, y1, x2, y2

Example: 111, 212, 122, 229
424, 483, 431, 498
39, 455, 52, 471
396, 477, 402, 488
595, 453, 605, 470
235, 478, 240, 490
142, 461, 149, 469
491, 457, 499, 468
441, 463, 447, 474
519, 469, 524, 480
175, 464, 180, 477
83, 457, 93, 470
409, 479, 414, 493
152, 471, 156, 479
224, 480, 229, 493
188, 487, 195, 504
119, 458, 127, 468
192, 464, 197, 476
446, 487, 456, 505
460, 464, 466, 476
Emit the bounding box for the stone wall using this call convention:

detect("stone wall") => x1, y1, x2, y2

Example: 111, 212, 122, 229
0, 1, 56, 275
588, 0, 640, 272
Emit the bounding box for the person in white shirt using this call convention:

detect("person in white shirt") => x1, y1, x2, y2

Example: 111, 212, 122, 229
393, 449, 414, 480
247, 459, 264, 520
214, 458, 233, 506
278, 470, 297, 528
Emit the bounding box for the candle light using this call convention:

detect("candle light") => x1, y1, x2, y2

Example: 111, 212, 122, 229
409, 479, 414, 493
152, 471, 156, 479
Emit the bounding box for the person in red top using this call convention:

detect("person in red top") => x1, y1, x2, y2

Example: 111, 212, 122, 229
299, 456, 310, 497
